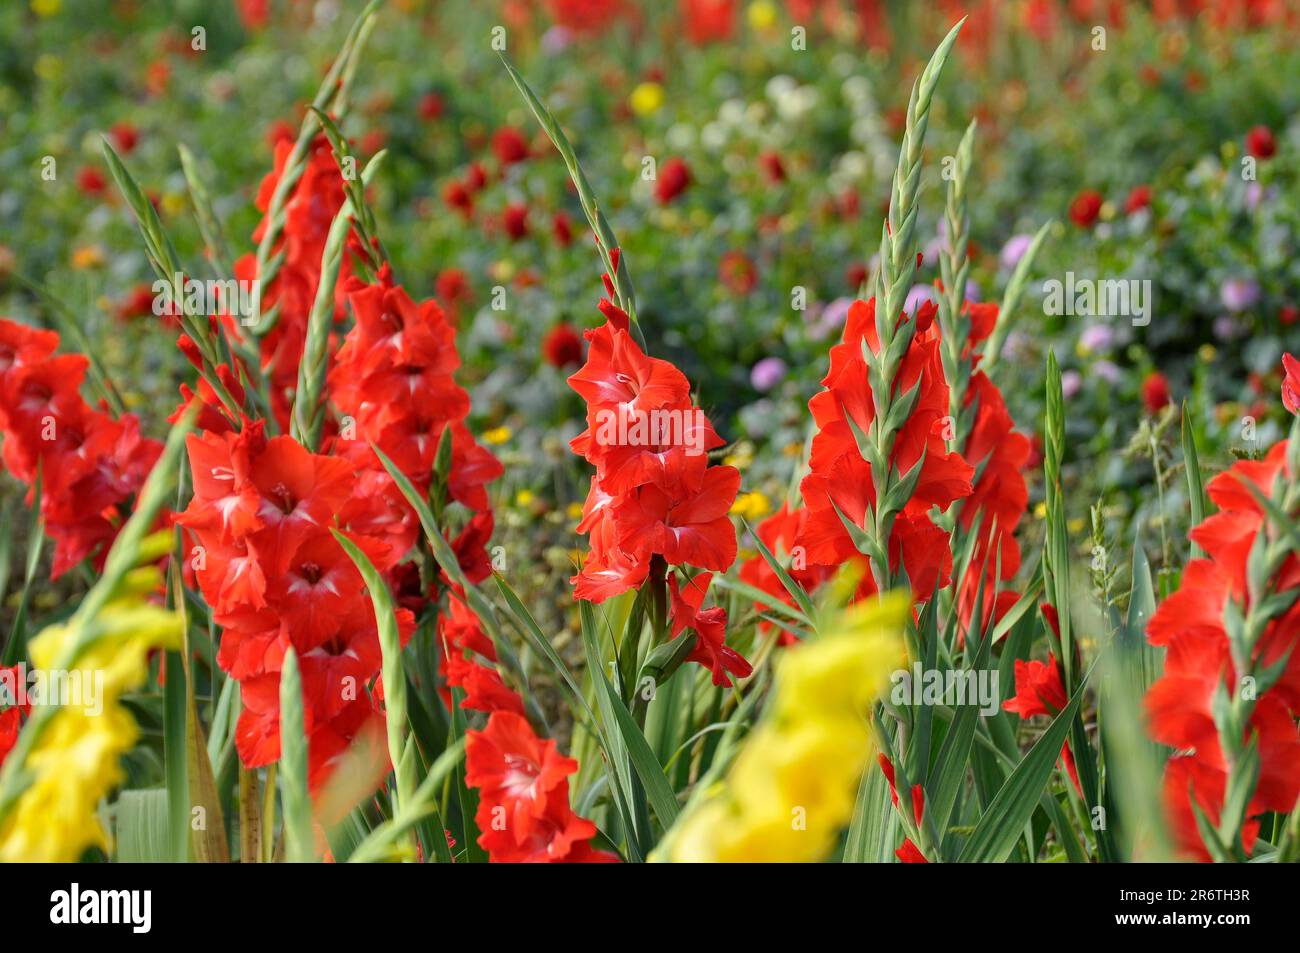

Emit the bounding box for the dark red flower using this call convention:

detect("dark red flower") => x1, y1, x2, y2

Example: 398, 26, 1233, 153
655, 158, 691, 205
1141, 371, 1171, 414
1124, 184, 1151, 215
1246, 124, 1276, 160
542, 323, 583, 369
1068, 190, 1103, 228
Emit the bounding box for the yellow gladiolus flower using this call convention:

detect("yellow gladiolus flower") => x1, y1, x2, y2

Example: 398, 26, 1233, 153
654, 592, 907, 862
0, 592, 182, 862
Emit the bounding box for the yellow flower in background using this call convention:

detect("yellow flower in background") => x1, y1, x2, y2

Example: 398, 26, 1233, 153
161, 192, 187, 218
654, 592, 907, 862
31, 0, 61, 18
515, 489, 535, 508
748, 1, 778, 32
482, 425, 512, 445
0, 587, 182, 862
34, 54, 62, 83
70, 245, 104, 270
565, 502, 585, 521
730, 490, 771, 521
629, 82, 665, 117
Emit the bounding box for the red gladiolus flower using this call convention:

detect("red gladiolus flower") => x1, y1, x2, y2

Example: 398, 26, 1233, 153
1003, 609, 1081, 794
567, 254, 739, 612
737, 504, 834, 645
795, 297, 974, 599
668, 571, 752, 687
1141, 370, 1171, 414
947, 300, 1030, 638
1245, 124, 1276, 160
895, 839, 928, 863
1145, 432, 1300, 860
1068, 189, 1103, 228
655, 158, 691, 205
232, 134, 350, 429
1283, 353, 1300, 414
466, 710, 619, 862
542, 323, 583, 369
0, 318, 163, 577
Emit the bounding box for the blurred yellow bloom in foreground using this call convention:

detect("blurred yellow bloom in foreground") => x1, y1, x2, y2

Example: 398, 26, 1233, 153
654, 592, 907, 862
730, 490, 771, 521
0, 585, 182, 862
629, 82, 665, 117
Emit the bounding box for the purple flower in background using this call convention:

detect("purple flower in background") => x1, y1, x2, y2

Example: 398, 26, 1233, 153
750, 357, 787, 392
541, 27, 573, 54
1093, 360, 1122, 384
1079, 323, 1114, 353
1244, 183, 1263, 213
905, 284, 937, 315
1213, 314, 1243, 341
1000, 234, 1033, 270
1061, 370, 1082, 399
810, 296, 852, 340
1220, 277, 1261, 313
965, 279, 980, 303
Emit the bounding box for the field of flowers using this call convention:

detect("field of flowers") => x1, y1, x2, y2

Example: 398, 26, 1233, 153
0, 0, 1298, 872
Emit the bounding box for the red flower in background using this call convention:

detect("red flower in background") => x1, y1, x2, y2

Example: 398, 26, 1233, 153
1124, 184, 1152, 215
681, 0, 737, 44
1245, 124, 1276, 159
492, 126, 531, 167
503, 203, 530, 241
542, 323, 583, 368
655, 158, 691, 205
0, 319, 163, 577
1141, 370, 1171, 414
1069, 189, 1103, 228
